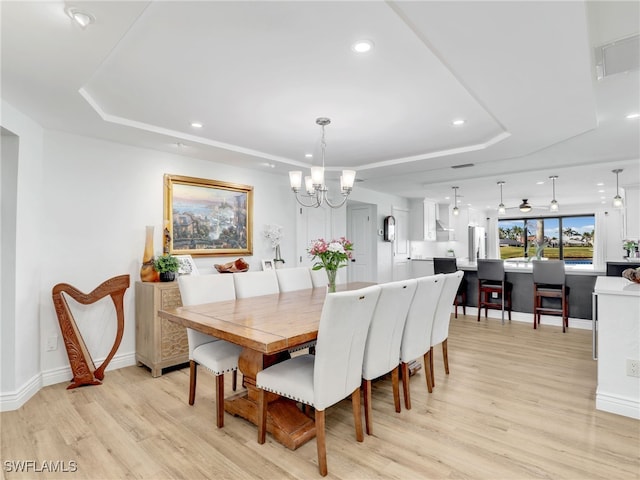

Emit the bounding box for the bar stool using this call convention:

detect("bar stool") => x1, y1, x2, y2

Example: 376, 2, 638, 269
433, 257, 466, 318
532, 260, 569, 333
477, 259, 512, 324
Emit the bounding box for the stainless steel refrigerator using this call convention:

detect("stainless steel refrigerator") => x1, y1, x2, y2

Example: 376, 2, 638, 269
468, 226, 487, 261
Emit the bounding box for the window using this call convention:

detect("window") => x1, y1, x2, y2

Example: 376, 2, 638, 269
498, 215, 594, 264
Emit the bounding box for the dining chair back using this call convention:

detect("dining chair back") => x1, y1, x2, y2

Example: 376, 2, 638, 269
362, 278, 417, 434
256, 285, 381, 476
399, 274, 444, 409
233, 270, 279, 298
532, 260, 569, 332
276, 266, 313, 292
178, 274, 242, 428
433, 257, 467, 317
429, 271, 464, 388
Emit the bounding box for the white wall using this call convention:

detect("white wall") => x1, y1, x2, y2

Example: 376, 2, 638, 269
36, 130, 300, 382
1, 101, 45, 408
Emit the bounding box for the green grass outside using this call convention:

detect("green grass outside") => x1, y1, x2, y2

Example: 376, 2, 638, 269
500, 246, 593, 260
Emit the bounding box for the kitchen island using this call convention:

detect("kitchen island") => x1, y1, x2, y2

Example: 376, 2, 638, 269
456, 260, 601, 320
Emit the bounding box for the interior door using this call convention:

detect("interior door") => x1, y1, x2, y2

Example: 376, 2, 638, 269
296, 205, 331, 267
392, 207, 411, 280
348, 204, 374, 282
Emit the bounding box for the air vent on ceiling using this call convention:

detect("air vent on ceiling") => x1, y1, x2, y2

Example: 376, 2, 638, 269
595, 34, 639, 80
451, 163, 474, 169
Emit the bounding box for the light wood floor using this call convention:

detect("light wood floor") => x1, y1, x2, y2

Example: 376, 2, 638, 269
2, 315, 639, 479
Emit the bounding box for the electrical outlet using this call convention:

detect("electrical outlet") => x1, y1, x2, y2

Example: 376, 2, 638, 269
46, 335, 58, 352
492, 292, 498, 298
626, 359, 640, 377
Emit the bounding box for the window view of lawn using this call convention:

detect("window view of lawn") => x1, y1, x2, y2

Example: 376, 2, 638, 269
499, 215, 594, 263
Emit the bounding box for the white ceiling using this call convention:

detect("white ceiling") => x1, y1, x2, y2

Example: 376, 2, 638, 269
2, 1, 639, 212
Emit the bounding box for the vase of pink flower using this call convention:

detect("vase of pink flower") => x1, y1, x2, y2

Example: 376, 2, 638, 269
308, 237, 353, 293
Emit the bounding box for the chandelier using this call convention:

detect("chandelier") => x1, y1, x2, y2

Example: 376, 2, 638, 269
288, 118, 356, 208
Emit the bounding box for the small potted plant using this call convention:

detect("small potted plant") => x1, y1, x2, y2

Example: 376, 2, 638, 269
153, 254, 180, 282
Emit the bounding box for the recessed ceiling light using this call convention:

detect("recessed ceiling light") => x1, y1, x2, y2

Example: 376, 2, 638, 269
65, 7, 95, 28
626, 113, 640, 119
598, 189, 605, 193
191, 122, 203, 128
452, 119, 466, 126
305, 153, 313, 159
536, 181, 545, 185
596, 182, 604, 186
351, 40, 374, 53
262, 162, 275, 168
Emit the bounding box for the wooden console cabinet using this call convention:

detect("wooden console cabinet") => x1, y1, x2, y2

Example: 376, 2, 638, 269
135, 281, 189, 377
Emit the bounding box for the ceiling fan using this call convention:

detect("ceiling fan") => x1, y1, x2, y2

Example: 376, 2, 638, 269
503, 199, 549, 213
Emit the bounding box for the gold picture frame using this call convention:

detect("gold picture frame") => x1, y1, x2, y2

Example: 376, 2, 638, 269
164, 174, 253, 257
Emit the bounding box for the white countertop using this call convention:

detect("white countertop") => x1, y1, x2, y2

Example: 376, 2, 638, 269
456, 259, 605, 276
594, 276, 640, 296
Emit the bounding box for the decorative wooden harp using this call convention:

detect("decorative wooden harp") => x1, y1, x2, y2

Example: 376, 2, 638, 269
52, 274, 130, 389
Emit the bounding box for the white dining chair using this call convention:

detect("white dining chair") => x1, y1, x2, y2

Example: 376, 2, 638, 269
362, 278, 417, 435
233, 270, 279, 298
399, 274, 444, 409
256, 285, 381, 477
178, 274, 242, 428
275, 266, 313, 292
429, 271, 464, 389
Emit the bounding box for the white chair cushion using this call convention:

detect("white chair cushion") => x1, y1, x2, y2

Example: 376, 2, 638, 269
233, 270, 279, 298
276, 267, 313, 292
400, 275, 444, 362
179, 274, 237, 353
431, 271, 464, 346
178, 274, 235, 305
192, 340, 242, 376
362, 279, 417, 380
257, 354, 316, 406
257, 285, 381, 411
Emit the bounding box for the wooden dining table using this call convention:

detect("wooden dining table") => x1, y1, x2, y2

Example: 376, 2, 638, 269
158, 282, 373, 450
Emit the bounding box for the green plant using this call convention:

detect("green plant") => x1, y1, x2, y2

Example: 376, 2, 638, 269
153, 254, 180, 273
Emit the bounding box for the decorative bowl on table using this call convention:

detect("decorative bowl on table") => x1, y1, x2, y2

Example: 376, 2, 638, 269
214, 258, 249, 273
622, 267, 640, 283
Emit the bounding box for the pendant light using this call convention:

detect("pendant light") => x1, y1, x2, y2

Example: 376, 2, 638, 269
612, 169, 624, 208
452, 186, 459, 216
497, 181, 506, 214
549, 175, 559, 212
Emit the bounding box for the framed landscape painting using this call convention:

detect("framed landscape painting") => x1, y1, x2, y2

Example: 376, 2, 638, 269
164, 174, 253, 257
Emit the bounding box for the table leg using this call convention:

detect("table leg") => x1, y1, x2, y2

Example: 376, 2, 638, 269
224, 347, 316, 450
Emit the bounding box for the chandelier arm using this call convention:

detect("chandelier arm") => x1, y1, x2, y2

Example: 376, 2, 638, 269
323, 193, 349, 209
293, 191, 322, 208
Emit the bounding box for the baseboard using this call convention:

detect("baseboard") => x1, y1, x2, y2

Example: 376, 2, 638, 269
0, 372, 42, 412
596, 390, 640, 419
461, 306, 592, 330
0, 352, 137, 412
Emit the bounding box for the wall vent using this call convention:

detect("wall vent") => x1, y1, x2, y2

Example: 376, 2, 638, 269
451, 163, 474, 169
595, 34, 639, 80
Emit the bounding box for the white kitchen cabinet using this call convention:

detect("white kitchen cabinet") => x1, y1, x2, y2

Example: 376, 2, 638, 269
410, 198, 437, 241
593, 276, 640, 419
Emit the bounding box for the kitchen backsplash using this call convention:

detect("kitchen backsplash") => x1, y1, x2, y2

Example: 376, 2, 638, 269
411, 240, 462, 259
